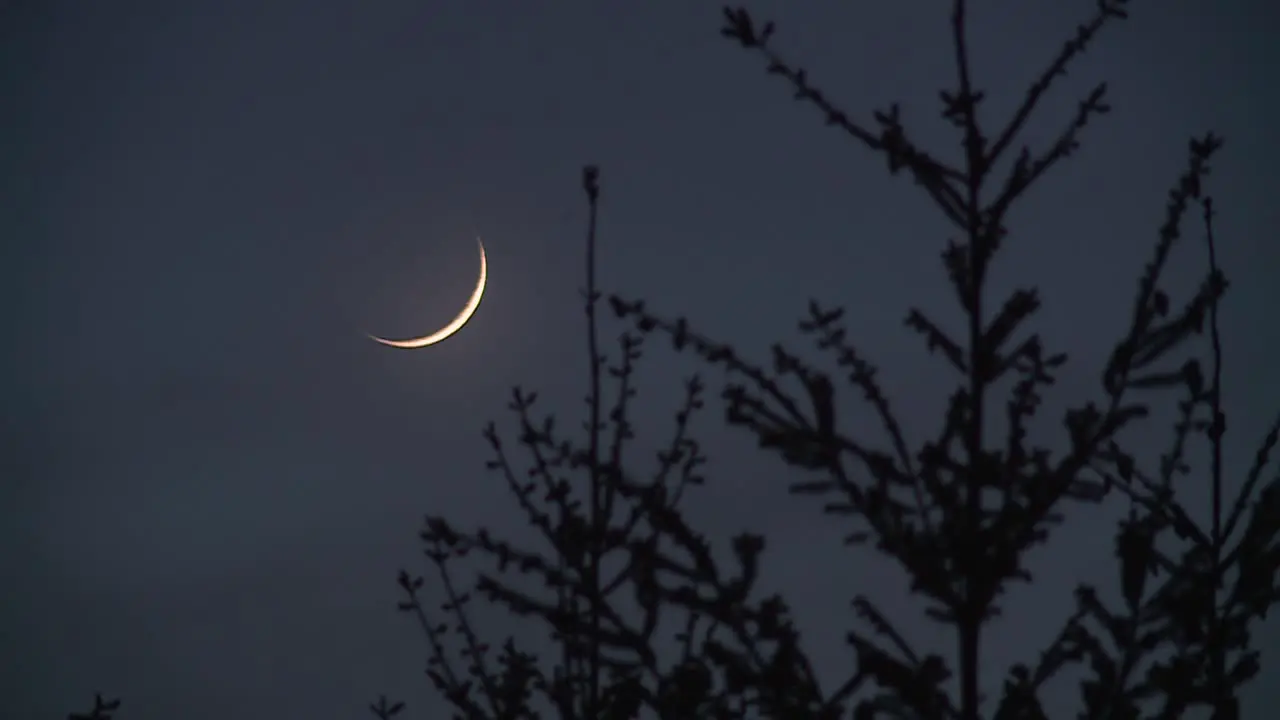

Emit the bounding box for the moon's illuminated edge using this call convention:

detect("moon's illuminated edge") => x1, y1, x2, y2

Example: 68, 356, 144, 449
369, 237, 487, 349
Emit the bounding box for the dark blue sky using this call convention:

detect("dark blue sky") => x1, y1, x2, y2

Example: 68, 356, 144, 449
5, 1, 1277, 717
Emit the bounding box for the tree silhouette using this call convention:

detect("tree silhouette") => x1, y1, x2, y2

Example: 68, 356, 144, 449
380, 3, 1277, 719
68, 2, 1278, 718
606, 4, 1278, 718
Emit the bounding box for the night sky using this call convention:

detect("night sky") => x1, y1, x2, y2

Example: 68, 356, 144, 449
5, 2, 1278, 718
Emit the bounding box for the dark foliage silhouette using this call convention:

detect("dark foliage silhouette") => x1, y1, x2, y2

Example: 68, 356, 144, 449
68, 2, 1277, 718
604, 4, 1279, 718
379, 3, 1277, 718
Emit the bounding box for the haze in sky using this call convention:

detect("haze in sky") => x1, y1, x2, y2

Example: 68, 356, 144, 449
4, 1, 1277, 717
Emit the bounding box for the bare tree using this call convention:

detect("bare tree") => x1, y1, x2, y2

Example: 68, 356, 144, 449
381, 162, 827, 718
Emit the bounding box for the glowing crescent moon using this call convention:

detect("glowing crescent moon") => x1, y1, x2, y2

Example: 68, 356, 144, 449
370, 237, 487, 349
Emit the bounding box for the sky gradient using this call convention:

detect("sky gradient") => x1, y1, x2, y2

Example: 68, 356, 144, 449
5, 1, 1278, 717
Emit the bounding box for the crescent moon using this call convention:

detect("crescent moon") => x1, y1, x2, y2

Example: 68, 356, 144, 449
369, 237, 487, 349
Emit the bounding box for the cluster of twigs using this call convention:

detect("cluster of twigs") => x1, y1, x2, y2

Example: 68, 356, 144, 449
68, 2, 1277, 718
384, 162, 829, 718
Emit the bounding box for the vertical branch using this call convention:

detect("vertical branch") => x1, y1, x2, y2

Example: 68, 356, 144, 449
949, 0, 984, 180
950, 2, 988, 718
1202, 195, 1228, 711
1204, 197, 1224, 546
581, 165, 604, 717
